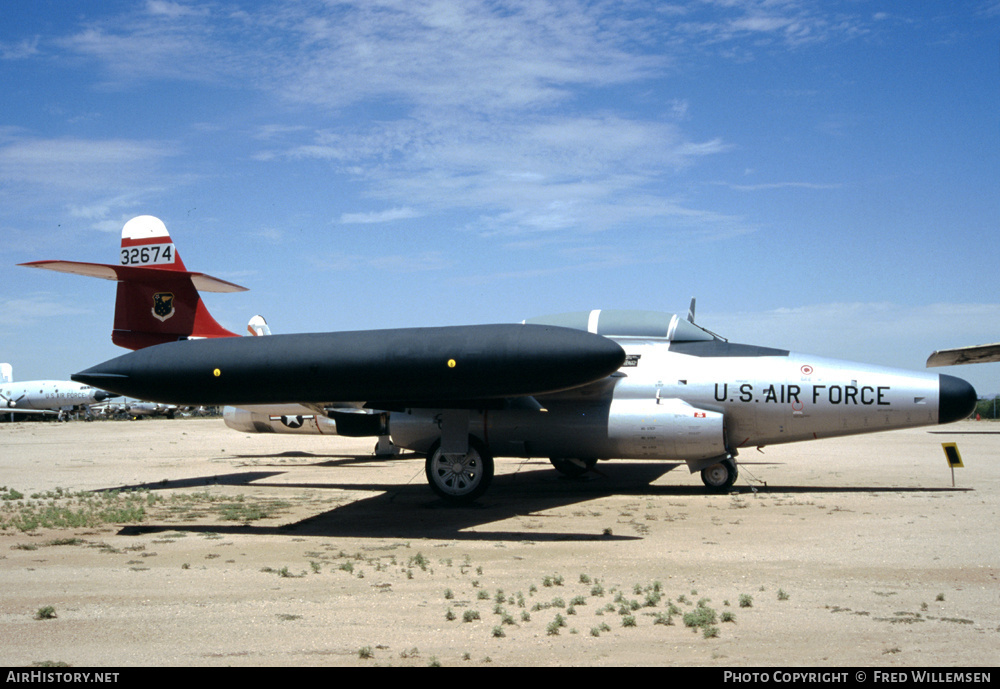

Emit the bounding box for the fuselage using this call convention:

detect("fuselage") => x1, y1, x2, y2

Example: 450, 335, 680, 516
614, 340, 952, 446
0, 381, 117, 411
389, 324, 975, 464
72, 310, 976, 467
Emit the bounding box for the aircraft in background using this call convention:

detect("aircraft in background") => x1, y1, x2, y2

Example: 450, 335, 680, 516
0, 363, 119, 420
22, 216, 977, 502
123, 401, 180, 419
927, 342, 1000, 367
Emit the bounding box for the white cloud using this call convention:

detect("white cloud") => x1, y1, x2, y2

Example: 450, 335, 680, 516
0, 137, 177, 192
268, 113, 732, 238
716, 181, 842, 192
1, 36, 40, 60
23, 2, 877, 246
145, 1, 209, 19
1, 293, 93, 326
270, 1, 665, 114
340, 207, 421, 224
308, 250, 452, 273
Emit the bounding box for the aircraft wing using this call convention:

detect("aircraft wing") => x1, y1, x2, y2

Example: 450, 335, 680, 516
4, 408, 60, 416
19, 260, 247, 293
927, 343, 1000, 367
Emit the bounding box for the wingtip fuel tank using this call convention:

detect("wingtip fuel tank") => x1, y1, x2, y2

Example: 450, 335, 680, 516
72, 323, 627, 407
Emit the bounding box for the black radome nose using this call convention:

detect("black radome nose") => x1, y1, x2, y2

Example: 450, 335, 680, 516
938, 374, 977, 424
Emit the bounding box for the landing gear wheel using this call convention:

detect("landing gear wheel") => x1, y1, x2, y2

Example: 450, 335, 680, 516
701, 458, 738, 491
425, 437, 494, 503
549, 457, 597, 478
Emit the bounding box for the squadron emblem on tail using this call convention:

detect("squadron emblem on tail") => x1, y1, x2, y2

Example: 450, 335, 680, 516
152, 292, 175, 322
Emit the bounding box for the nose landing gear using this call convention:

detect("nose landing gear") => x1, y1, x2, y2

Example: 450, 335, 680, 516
701, 457, 738, 491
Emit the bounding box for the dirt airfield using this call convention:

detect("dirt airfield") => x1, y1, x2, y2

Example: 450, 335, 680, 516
0, 417, 997, 668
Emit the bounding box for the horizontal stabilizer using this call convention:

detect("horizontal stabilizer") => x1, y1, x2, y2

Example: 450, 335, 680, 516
19, 260, 248, 293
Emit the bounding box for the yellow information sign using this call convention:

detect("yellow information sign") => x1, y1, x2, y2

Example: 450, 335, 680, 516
942, 442, 964, 468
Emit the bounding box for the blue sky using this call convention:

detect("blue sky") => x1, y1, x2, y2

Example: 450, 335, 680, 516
2, 0, 999, 396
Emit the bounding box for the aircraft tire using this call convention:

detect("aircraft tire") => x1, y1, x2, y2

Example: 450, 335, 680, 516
549, 456, 597, 478
425, 436, 494, 503
701, 458, 738, 492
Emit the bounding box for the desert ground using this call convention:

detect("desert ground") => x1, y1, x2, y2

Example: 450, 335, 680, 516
0, 417, 997, 668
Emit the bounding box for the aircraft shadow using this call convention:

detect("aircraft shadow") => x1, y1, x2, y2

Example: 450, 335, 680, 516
928, 430, 1000, 435
111, 459, 971, 541
99, 471, 286, 493
729, 485, 971, 495
115, 460, 689, 541
98, 453, 422, 492
230, 450, 409, 465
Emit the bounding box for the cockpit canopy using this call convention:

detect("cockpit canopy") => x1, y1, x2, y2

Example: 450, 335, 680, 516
524, 309, 717, 342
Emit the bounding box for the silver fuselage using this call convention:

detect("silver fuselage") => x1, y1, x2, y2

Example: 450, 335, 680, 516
390, 337, 949, 464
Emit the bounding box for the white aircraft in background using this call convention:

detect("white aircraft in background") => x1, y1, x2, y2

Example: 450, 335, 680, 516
0, 363, 119, 420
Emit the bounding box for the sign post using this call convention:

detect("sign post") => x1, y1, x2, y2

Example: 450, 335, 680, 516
941, 442, 964, 487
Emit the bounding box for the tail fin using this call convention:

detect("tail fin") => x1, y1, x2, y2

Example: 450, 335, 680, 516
1, 363, 12, 384
20, 215, 248, 350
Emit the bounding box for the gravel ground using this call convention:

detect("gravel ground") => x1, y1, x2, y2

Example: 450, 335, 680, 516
0, 417, 997, 667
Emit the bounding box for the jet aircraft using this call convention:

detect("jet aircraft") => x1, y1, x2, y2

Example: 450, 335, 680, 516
123, 400, 180, 419
22, 216, 977, 501
0, 363, 119, 420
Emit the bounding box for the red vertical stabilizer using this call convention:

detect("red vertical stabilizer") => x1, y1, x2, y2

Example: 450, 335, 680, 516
20, 216, 248, 350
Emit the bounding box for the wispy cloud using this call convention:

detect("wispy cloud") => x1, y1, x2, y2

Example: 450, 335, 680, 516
34, 1, 881, 246
50, 1, 874, 94
1, 293, 93, 326
714, 181, 842, 192
340, 207, 421, 224
15, 1, 889, 249
144, 0, 209, 20
272, 114, 731, 237
308, 250, 452, 273
268, 1, 666, 114
1, 36, 40, 60
0, 137, 177, 191
670, 0, 868, 48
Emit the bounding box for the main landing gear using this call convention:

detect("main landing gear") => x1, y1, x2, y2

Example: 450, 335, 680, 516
700, 456, 738, 491
424, 439, 738, 501
425, 437, 494, 503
